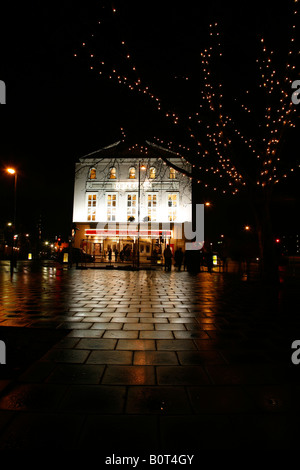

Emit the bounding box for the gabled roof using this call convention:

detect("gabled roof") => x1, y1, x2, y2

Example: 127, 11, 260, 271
80, 140, 180, 161
79, 140, 192, 177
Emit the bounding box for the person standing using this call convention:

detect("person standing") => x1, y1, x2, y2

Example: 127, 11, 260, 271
206, 248, 213, 274
163, 245, 173, 271
174, 247, 184, 271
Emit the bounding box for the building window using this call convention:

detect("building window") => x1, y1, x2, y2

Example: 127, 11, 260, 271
107, 193, 117, 221
109, 167, 116, 179
87, 193, 97, 221
127, 193, 137, 221
89, 168, 96, 179
169, 167, 176, 179
168, 193, 178, 221
147, 193, 157, 221
149, 167, 156, 179
129, 167, 136, 179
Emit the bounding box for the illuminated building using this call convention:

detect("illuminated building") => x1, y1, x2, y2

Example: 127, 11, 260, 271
72, 141, 192, 263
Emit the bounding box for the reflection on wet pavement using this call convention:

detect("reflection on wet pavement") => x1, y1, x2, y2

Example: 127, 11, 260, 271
0, 260, 299, 450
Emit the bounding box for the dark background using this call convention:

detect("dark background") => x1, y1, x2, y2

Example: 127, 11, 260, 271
0, 0, 298, 241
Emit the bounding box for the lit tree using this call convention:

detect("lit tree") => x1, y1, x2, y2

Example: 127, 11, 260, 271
74, 1, 299, 280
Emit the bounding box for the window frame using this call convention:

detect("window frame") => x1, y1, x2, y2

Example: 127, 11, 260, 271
169, 167, 176, 179
106, 192, 117, 222
89, 167, 96, 180
126, 192, 137, 221
109, 167, 117, 179
129, 167, 136, 179
87, 193, 97, 221
167, 193, 178, 221
149, 167, 156, 179
147, 192, 158, 222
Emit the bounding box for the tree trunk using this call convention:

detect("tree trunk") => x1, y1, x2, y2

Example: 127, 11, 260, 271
249, 188, 279, 284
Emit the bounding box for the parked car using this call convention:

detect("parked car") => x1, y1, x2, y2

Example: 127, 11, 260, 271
57, 247, 94, 264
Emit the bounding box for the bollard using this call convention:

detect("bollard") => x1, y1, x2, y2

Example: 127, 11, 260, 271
0, 340, 6, 364
0, 80, 5, 104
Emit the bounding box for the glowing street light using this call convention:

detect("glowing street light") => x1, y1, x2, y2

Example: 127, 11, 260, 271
5, 167, 17, 277
5, 168, 17, 228
244, 225, 250, 231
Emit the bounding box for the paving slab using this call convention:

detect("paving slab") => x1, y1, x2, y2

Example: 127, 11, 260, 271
0, 260, 299, 452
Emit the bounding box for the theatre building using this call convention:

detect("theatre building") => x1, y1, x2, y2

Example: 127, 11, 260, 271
72, 141, 192, 264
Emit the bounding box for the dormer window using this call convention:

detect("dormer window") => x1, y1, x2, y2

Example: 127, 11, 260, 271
149, 167, 156, 179
109, 167, 117, 179
129, 167, 136, 179
169, 167, 176, 179
89, 168, 96, 179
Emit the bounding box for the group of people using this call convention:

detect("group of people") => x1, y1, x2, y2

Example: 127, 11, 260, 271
106, 244, 133, 263
163, 245, 185, 272
107, 247, 119, 262
105, 244, 223, 273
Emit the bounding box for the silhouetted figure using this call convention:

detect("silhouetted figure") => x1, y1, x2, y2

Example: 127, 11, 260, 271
108, 248, 112, 263
174, 247, 184, 271
163, 245, 173, 271
206, 249, 213, 273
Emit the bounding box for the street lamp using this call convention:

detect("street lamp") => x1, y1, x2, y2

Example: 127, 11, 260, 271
137, 162, 147, 269
6, 168, 17, 228
6, 168, 17, 277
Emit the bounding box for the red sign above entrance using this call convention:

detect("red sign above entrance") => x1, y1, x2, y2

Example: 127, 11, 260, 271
85, 229, 172, 237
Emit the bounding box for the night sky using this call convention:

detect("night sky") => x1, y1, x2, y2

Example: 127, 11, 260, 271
0, 0, 298, 240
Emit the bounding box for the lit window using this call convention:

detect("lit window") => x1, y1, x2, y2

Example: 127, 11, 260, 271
148, 193, 157, 221
107, 193, 117, 221
87, 193, 97, 221
149, 167, 156, 179
168, 193, 177, 221
169, 168, 176, 179
129, 167, 136, 179
89, 168, 96, 179
127, 193, 137, 220
109, 167, 116, 179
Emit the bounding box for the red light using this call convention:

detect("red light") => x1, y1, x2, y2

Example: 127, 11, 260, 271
275, 239, 280, 243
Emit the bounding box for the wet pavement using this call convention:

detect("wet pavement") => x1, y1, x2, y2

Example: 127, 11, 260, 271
0, 260, 300, 452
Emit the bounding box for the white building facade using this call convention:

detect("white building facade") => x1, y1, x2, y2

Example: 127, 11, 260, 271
72, 141, 192, 264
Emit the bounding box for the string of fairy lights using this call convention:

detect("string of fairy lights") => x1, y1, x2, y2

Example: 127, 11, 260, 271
73, 1, 299, 195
